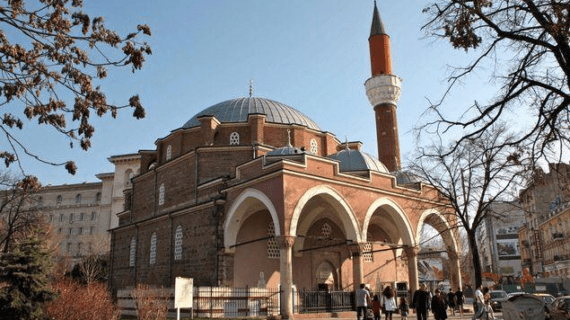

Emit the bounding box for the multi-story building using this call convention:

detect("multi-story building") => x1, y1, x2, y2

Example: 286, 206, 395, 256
538, 204, 570, 278
4, 153, 142, 268
477, 202, 525, 277
519, 163, 570, 277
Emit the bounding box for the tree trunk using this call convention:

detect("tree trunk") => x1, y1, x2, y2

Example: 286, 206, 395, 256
467, 229, 483, 288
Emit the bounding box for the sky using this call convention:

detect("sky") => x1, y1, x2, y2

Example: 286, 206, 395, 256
11, 0, 498, 186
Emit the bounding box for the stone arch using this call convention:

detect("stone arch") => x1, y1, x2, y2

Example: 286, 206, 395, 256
362, 197, 416, 248
416, 208, 458, 251
224, 188, 281, 250
290, 185, 361, 243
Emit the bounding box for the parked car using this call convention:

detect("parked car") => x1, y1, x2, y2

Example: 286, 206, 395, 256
535, 293, 556, 306
547, 296, 570, 320
489, 290, 509, 312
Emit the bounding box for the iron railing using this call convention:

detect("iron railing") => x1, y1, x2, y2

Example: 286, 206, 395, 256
297, 290, 354, 314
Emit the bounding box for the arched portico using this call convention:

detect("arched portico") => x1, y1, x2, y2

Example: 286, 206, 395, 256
362, 197, 418, 293
224, 188, 281, 250
416, 208, 462, 291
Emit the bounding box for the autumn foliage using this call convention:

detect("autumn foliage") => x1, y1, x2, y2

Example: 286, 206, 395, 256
44, 279, 119, 320
0, 0, 151, 182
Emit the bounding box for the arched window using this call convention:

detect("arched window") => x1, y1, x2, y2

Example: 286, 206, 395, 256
267, 222, 279, 258
56, 195, 62, 205
149, 232, 157, 265
174, 225, 183, 260
310, 138, 318, 154
95, 192, 101, 202
166, 145, 172, 160
230, 132, 240, 145
159, 184, 165, 205
75, 194, 82, 204
129, 237, 136, 267
125, 169, 133, 187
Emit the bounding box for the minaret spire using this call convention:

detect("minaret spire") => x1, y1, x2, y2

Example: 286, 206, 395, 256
365, 2, 402, 172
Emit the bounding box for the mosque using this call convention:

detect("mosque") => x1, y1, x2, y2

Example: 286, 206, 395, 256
108, 3, 462, 318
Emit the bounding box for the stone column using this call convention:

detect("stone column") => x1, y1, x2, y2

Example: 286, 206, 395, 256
447, 248, 463, 291
405, 246, 419, 294
350, 244, 365, 289
278, 236, 295, 319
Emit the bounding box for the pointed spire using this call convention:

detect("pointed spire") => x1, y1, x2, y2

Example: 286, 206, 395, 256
370, 0, 387, 37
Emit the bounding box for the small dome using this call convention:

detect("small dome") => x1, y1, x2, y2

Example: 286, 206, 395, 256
182, 97, 321, 131
266, 145, 305, 156
328, 149, 389, 173
394, 170, 423, 184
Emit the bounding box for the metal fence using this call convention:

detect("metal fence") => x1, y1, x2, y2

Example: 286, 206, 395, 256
297, 290, 354, 314
193, 286, 280, 318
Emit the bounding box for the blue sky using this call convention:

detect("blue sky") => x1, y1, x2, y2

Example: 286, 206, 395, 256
14, 0, 495, 185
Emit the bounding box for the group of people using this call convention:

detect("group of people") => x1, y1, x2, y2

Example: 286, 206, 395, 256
411, 283, 465, 320
472, 285, 495, 320
356, 283, 466, 320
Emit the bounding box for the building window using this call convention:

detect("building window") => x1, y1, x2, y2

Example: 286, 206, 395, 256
230, 132, 240, 145
166, 145, 172, 160
159, 184, 165, 206
77, 243, 82, 256
75, 194, 82, 204
149, 232, 157, 265
310, 139, 318, 155
37, 196, 43, 206
90, 226, 95, 235
78, 227, 83, 235
49, 214, 53, 222
59, 214, 65, 222
80, 212, 85, 221
174, 225, 183, 261
321, 223, 332, 239
68, 228, 73, 235
96, 192, 101, 202
57, 228, 62, 234
364, 232, 373, 262
69, 213, 74, 223
56, 195, 62, 205
129, 237, 136, 267
91, 212, 96, 221
67, 243, 73, 254
267, 222, 280, 259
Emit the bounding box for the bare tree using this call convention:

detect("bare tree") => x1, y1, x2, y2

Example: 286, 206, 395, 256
0, 0, 151, 183
408, 124, 526, 287
421, 0, 570, 163
0, 171, 43, 253
76, 234, 109, 284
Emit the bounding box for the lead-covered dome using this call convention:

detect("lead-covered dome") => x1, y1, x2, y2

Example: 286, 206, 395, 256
182, 97, 321, 131
327, 148, 389, 173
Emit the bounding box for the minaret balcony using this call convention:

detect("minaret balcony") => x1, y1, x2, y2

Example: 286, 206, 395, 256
365, 74, 402, 107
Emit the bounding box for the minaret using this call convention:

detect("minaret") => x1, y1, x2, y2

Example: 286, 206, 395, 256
365, 1, 402, 172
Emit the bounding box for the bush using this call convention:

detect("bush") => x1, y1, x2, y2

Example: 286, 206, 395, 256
131, 284, 169, 320
45, 279, 119, 320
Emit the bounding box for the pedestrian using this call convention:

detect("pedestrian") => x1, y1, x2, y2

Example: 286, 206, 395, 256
356, 283, 371, 320
431, 288, 448, 320
447, 288, 456, 316
383, 286, 396, 320
372, 295, 382, 320
483, 287, 495, 320
412, 283, 430, 320
455, 287, 465, 317
399, 297, 410, 320
471, 285, 486, 320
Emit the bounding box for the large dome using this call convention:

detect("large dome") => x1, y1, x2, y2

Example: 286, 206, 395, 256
182, 97, 321, 131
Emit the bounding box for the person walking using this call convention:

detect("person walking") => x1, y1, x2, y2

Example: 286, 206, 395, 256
471, 285, 486, 320
412, 283, 430, 320
399, 297, 410, 320
356, 284, 371, 320
383, 286, 396, 320
455, 287, 465, 317
431, 288, 448, 320
372, 295, 382, 320
483, 287, 495, 320
447, 289, 456, 316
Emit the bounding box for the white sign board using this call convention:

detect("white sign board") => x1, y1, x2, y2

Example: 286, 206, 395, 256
175, 277, 193, 309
